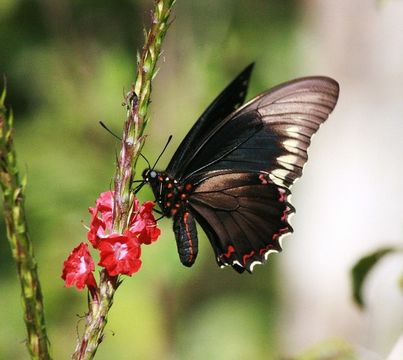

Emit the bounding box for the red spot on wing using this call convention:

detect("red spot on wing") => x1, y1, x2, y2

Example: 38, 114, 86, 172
223, 245, 235, 258
242, 251, 255, 266
281, 206, 291, 222
278, 188, 287, 202
259, 244, 274, 256
259, 174, 269, 185
272, 227, 289, 241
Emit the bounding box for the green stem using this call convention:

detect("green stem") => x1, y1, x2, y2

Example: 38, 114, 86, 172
72, 1, 176, 359
0, 88, 52, 359
72, 270, 117, 360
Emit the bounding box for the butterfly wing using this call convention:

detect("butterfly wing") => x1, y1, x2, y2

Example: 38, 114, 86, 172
178, 76, 339, 187
167, 63, 255, 178
188, 172, 293, 272
182, 76, 339, 272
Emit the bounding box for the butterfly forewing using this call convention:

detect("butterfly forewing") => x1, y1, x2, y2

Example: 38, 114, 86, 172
177, 76, 339, 187
167, 64, 255, 178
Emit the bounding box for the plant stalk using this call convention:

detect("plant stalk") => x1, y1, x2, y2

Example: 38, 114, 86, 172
113, 0, 176, 232
72, 1, 176, 358
0, 88, 52, 359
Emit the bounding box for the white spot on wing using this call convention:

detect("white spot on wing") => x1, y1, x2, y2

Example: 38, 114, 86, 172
249, 261, 262, 272
283, 139, 300, 148
277, 154, 300, 166
269, 173, 286, 187
264, 249, 279, 261
272, 168, 291, 179
287, 212, 295, 223
278, 232, 291, 249
286, 126, 300, 133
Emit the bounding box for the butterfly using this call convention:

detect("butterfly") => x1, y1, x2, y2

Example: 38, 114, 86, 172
142, 63, 339, 273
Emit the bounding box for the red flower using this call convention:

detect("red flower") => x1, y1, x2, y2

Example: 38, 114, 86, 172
87, 208, 106, 247
61, 243, 97, 290
98, 234, 142, 276
63, 190, 162, 283
89, 191, 161, 249
96, 190, 114, 212
129, 201, 161, 245
87, 191, 115, 248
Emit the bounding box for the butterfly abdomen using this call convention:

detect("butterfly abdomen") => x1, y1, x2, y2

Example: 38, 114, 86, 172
173, 211, 198, 267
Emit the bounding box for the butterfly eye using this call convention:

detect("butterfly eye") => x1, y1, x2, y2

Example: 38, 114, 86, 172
150, 171, 157, 178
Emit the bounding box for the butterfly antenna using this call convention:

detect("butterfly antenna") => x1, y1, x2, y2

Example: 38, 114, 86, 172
151, 135, 173, 170
99, 121, 122, 141
140, 153, 151, 169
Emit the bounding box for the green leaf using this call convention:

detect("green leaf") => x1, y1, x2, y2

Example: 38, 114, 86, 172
351, 247, 397, 308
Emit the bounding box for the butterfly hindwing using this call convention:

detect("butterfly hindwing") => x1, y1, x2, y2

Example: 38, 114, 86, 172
188, 172, 293, 272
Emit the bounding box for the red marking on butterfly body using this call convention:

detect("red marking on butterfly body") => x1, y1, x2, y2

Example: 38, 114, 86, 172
183, 212, 194, 263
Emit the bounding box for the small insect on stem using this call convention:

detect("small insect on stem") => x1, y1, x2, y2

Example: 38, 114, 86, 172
122, 89, 138, 111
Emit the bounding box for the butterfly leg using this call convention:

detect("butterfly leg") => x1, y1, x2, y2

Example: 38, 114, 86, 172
153, 207, 164, 215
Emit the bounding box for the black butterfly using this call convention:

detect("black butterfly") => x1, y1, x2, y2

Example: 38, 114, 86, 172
142, 64, 339, 273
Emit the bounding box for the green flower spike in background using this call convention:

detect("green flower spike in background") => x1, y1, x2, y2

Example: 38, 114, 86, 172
0, 85, 51, 359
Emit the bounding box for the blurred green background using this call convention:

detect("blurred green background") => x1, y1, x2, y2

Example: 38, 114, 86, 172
1, 1, 403, 359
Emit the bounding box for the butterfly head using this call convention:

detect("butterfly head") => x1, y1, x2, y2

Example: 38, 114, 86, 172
142, 168, 158, 183
133, 169, 158, 194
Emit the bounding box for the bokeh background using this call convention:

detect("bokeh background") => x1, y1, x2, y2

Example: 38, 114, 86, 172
1, 0, 403, 359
